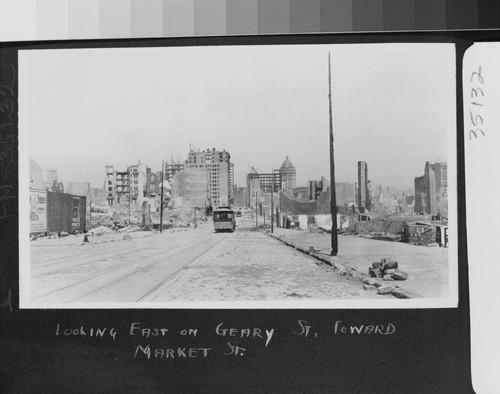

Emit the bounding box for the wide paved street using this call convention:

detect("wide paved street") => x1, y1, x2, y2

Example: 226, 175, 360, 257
28, 213, 393, 305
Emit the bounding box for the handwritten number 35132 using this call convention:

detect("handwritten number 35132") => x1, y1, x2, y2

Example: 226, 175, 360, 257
469, 67, 485, 140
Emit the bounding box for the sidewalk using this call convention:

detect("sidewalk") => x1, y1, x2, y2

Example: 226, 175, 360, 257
269, 227, 450, 299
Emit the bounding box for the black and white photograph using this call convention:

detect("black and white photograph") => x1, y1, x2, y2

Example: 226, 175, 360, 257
19, 43, 457, 309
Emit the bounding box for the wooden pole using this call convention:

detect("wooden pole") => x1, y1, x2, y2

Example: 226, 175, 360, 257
328, 52, 338, 256
160, 160, 164, 233
128, 169, 131, 224
255, 192, 258, 228
279, 190, 282, 227
271, 171, 274, 233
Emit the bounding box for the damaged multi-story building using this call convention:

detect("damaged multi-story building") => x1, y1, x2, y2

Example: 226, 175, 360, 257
105, 160, 171, 207
414, 161, 448, 218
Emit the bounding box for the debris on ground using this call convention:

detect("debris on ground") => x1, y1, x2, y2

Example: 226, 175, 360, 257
368, 258, 409, 281
377, 284, 394, 294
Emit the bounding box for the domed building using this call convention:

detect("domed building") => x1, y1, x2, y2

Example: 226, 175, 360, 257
279, 156, 296, 191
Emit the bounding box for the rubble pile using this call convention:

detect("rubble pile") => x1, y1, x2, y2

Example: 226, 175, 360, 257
88, 215, 114, 229
408, 227, 436, 246
343, 228, 401, 242
87, 205, 206, 233
87, 213, 143, 234
368, 258, 409, 281
366, 232, 402, 242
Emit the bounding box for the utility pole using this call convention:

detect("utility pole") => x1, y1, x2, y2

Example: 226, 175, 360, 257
279, 190, 282, 227
271, 171, 274, 233
255, 192, 258, 228
328, 52, 338, 256
160, 160, 164, 233
128, 169, 131, 224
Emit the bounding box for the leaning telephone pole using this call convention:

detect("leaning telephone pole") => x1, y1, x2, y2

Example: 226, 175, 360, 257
328, 52, 338, 256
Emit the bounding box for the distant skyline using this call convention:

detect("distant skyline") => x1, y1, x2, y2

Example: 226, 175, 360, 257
20, 43, 455, 191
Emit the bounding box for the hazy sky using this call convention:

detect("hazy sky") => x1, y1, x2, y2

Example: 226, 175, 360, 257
20, 43, 455, 190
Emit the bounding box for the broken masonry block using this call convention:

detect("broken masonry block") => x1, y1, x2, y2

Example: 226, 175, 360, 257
378, 285, 394, 294
369, 267, 382, 278
363, 284, 377, 291
384, 268, 396, 275
382, 261, 399, 272
391, 269, 409, 280
372, 261, 383, 269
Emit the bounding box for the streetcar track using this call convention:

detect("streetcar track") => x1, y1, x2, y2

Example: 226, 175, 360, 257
135, 236, 228, 302
31, 234, 177, 268
32, 235, 224, 302
32, 242, 180, 279
31, 233, 208, 278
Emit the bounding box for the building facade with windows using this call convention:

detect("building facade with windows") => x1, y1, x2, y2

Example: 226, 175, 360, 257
279, 156, 296, 191
234, 186, 248, 208
246, 170, 281, 194
104, 160, 147, 206
414, 161, 448, 217
165, 162, 184, 183
184, 148, 233, 208
145, 167, 162, 199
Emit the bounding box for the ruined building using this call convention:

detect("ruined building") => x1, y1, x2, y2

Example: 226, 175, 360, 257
414, 161, 448, 217
357, 161, 371, 213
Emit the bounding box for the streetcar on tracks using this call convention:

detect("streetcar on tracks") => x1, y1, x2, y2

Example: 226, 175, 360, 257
213, 206, 236, 233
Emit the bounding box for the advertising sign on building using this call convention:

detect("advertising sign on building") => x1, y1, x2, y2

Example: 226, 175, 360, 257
72, 196, 81, 229
30, 189, 47, 233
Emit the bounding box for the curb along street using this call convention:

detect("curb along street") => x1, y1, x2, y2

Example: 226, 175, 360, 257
266, 231, 422, 300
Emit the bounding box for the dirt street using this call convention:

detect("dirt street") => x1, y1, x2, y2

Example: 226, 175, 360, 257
28, 213, 392, 305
